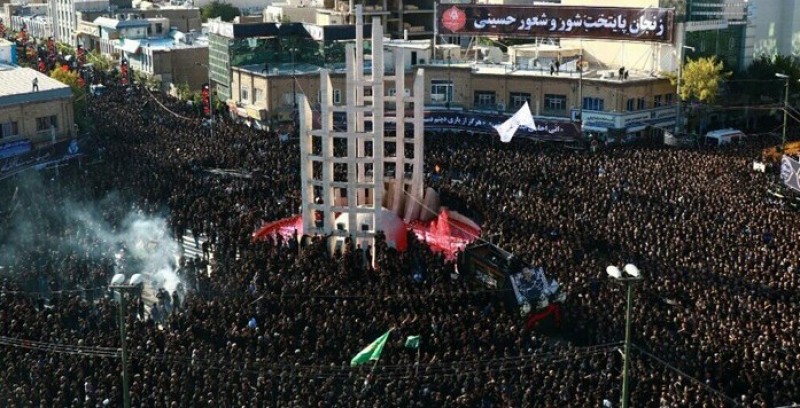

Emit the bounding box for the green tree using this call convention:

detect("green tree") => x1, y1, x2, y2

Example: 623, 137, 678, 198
87, 50, 114, 72
50, 65, 89, 130
201, 1, 241, 22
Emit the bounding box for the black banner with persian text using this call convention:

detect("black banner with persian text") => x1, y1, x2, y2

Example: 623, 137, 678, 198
437, 5, 674, 43
312, 110, 580, 141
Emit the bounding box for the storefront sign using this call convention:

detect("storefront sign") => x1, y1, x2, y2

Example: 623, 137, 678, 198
573, 106, 675, 132
0, 139, 32, 160
0, 139, 81, 180
438, 5, 674, 43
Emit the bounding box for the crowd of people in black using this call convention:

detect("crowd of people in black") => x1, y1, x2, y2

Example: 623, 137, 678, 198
0, 83, 798, 407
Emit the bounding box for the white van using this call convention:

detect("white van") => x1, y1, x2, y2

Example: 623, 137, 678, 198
705, 129, 746, 146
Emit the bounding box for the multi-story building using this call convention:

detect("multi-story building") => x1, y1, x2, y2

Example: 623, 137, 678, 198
229, 39, 676, 139
49, 0, 110, 45
4, 3, 51, 39
0, 63, 74, 145
117, 31, 208, 93
747, 0, 800, 61
76, 7, 201, 52
207, 19, 368, 102
265, 0, 434, 39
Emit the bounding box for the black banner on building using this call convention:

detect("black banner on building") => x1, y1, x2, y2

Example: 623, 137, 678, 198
438, 5, 674, 43
313, 110, 580, 141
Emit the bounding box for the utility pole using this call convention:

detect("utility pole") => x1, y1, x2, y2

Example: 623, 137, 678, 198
776, 73, 790, 151
109, 273, 142, 408
606, 264, 643, 408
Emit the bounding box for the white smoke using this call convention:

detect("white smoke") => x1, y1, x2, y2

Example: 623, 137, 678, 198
70, 205, 184, 293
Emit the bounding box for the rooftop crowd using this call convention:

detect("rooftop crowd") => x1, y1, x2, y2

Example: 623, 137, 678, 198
0, 85, 797, 407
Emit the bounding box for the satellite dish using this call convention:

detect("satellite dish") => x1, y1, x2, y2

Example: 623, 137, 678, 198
129, 273, 145, 286
624, 264, 640, 278
606, 266, 622, 279
111, 274, 126, 285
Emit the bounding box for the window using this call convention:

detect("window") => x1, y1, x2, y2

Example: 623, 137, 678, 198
473, 91, 496, 108
254, 88, 264, 103
430, 79, 453, 104
665, 94, 674, 105
654, 95, 663, 107
509, 92, 531, 110
156, 23, 163, 34
36, 115, 57, 131
544, 94, 567, 112
240, 86, 249, 103
283, 92, 302, 106
1, 121, 19, 138
626, 98, 646, 111
333, 89, 341, 104
582, 97, 604, 111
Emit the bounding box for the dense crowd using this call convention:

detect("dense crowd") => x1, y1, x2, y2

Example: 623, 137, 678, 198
0, 84, 797, 407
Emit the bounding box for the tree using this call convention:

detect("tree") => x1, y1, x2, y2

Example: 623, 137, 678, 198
201, 1, 241, 22
666, 57, 730, 134
50, 65, 89, 130
678, 56, 730, 104
87, 50, 113, 72
739, 55, 800, 103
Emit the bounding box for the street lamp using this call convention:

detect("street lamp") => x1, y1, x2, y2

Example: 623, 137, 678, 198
289, 46, 299, 135
109, 273, 144, 408
776, 73, 791, 152
606, 263, 643, 408
196, 62, 214, 138
675, 45, 695, 135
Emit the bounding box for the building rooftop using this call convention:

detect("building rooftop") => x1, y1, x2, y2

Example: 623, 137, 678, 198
94, 16, 151, 30
0, 64, 72, 107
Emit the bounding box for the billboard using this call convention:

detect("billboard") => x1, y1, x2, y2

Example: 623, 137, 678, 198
437, 5, 674, 43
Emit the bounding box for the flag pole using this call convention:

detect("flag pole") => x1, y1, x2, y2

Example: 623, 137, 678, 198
362, 358, 379, 393
415, 340, 420, 377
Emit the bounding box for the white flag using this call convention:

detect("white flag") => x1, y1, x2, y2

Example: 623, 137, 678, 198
493, 102, 535, 143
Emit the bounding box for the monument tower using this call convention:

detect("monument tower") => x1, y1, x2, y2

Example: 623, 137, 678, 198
298, 6, 426, 257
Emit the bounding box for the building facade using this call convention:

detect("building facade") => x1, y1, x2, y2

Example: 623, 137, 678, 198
207, 20, 367, 102
49, 0, 110, 46
0, 64, 74, 145
748, 0, 800, 60
229, 47, 676, 139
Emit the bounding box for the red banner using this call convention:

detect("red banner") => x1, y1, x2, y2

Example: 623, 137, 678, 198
120, 62, 129, 86
201, 84, 210, 116
438, 5, 674, 43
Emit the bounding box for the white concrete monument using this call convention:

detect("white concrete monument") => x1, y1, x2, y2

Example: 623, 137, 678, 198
298, 5, 425, 259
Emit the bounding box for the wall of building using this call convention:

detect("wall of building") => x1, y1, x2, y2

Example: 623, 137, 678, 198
0, 97, 74, 144
169, 46, 208, 91
141, 8, 201, 33
749, 0, 800, 60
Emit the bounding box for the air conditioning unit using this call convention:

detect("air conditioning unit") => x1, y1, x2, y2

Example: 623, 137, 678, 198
430, 94, 445, 102
601, 70, 616, 79
496, 102, 506, 111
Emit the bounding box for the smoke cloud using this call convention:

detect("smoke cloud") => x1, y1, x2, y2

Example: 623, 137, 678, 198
0, 170, 184, 294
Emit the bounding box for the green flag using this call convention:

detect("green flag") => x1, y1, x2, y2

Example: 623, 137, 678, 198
405, 335, 420, 349
350, 329, 392, 366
